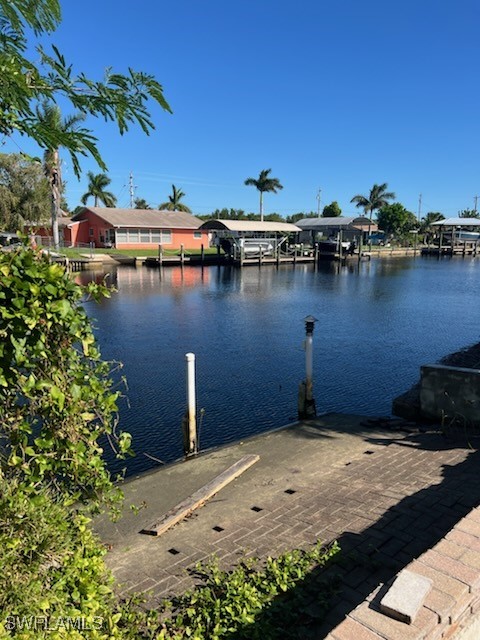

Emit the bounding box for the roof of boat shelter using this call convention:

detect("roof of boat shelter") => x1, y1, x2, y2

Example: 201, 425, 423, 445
295, 216, 375, 229
431, 217, 480, 226
199, 219, 301, 232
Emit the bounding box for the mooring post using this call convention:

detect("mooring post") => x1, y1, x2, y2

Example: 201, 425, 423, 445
298, 316, 317, 419
180, 244, 185, 265
183, 353, 198, 457
158, 243, 163, 267
201, 243, 205, 263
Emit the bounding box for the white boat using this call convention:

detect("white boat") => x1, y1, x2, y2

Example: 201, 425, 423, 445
454, 230, 480, 242
240, 239, 274, 256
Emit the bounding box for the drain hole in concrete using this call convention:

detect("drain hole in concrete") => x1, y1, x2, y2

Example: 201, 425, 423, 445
213, 526, 224, 532
251, 506, 263, 512
364, 450, 375, 455
168, 548, 180, 555
284, 489, 296, 495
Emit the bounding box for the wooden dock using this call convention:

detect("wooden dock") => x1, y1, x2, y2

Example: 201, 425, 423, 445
421, 244, 480, 257
50, 256, 89, 271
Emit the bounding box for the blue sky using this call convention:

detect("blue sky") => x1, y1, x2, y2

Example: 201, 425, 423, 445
5, 0, 480, 217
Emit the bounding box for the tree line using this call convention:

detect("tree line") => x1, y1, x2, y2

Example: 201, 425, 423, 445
3, 155, 478, 240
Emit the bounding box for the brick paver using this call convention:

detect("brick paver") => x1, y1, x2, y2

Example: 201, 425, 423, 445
95, 415, 480, 638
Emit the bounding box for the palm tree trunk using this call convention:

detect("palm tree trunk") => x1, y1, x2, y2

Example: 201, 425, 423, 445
50, 149, 60, 249
260, 191, 264, 223
368, 207, 373, 248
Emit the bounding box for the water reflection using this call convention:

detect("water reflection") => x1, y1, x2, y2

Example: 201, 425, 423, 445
79, 258, 480, 475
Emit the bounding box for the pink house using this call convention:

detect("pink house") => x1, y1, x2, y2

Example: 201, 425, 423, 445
70, 207, 209, 250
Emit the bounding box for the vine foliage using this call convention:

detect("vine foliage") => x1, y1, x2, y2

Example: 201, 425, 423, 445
0, 246, 131, 508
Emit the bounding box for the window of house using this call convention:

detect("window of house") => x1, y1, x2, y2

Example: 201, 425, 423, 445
116, 230, 127, 243
128, 229, 139, 243
140, 230, 150, 243
160, 230, 172, 244
89, 228, 94, 237
193, 231, 202, 239
151, 230, 161, 243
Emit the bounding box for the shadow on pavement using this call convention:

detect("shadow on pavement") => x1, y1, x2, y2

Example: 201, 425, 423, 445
226, 432, 480, 639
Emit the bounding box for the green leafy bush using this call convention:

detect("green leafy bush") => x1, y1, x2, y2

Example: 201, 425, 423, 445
0, 246, 340, 638
152, 541, 340, 639
0, 246, 131, 510
0, 246, 132, 638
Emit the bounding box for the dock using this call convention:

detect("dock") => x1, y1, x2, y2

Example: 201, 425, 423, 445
94, 413, 480, 638
421, 243, 480, 257
50, 256, 89, 271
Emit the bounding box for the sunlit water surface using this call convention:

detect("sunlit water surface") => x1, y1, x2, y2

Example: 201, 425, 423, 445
78, 257, 480, 475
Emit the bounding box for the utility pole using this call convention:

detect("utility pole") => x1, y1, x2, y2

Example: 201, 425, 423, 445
316, 188, 322, 218
418, 193, 422, 223
129, 171, 136, 208
474, 195, 478, 213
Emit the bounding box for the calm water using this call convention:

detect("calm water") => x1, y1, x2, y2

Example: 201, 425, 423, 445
79, 257, 480, 475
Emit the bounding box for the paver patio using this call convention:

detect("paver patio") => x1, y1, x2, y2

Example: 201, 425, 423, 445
94, 414, 480, 638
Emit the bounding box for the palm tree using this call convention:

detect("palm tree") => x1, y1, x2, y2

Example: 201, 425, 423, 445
134, 198, 151, 209
158, 185, 191, 212
420, 211, 445, 233
81, 172, 117, 207
350, 183, 396, 240
244, 169, 283, 222
36, 101, 86, 248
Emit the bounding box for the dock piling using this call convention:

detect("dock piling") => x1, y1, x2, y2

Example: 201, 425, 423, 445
298, 316, 317, 419
183, 353, 198, 457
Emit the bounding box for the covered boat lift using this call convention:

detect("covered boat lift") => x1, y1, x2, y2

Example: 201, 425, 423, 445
426, 217, 480, 256
199, 219, 302, 264
295, 216, 377, 245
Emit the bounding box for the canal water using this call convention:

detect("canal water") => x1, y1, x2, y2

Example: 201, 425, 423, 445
79, 257, 480, 476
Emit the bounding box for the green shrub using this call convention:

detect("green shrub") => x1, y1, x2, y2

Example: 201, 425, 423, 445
0, 247, 340, 638
153, 541, 340, 639
0, 246, 131, 511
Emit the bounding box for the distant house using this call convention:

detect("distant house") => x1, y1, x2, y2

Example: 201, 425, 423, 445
295, 216, 378, 244
26, 216, 75, 247
70, 207, 209, 250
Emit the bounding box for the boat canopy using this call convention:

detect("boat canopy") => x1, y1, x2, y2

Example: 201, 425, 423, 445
200, 220, 301, 233
430, 218, 480, 227
295, 216, 374, 230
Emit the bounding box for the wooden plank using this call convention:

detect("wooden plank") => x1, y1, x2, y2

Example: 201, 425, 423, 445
140, 454, 260, 536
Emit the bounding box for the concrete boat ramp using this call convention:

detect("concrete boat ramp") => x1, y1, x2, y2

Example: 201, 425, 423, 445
94, 413, 480, 638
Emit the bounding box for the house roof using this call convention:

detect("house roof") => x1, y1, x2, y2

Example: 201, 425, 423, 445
296, 216, 375, 229
431, 217, 480, 227
200, 219, 301, 233
72, 207, 204, 229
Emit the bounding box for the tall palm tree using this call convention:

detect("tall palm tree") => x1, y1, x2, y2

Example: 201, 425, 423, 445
244, 169, 283, 222
81, 172, 117, 207
36, 101, 86, 248
158, 184, 191, 212
350, 183, 396, 239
